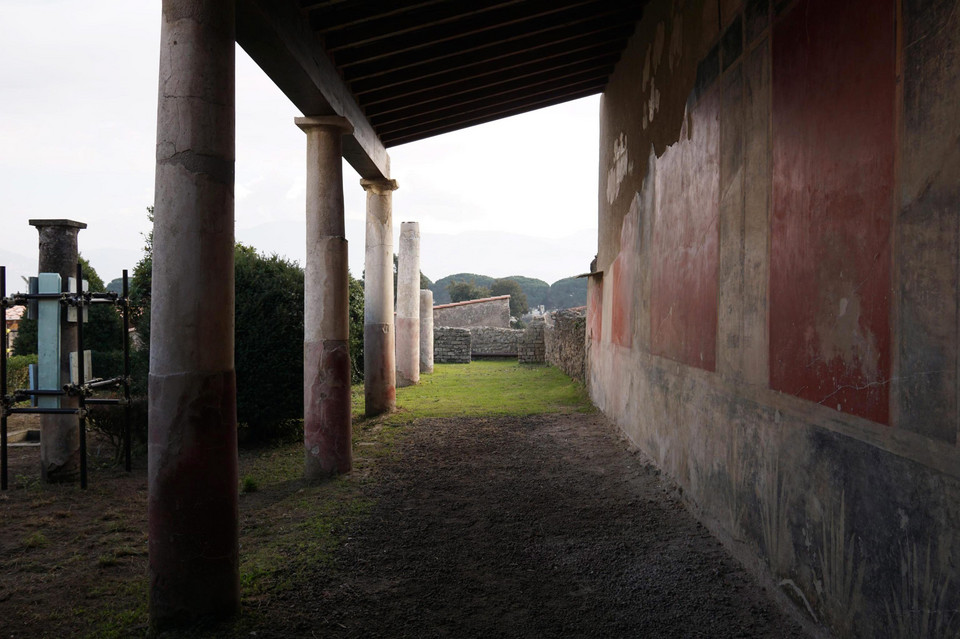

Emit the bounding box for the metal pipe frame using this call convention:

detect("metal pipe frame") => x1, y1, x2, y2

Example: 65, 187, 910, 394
0, 262, 133, 489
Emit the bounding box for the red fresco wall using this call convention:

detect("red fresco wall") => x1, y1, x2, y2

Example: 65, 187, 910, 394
770, 0, 895, 424
610, 256, 632, 347
650, 89, 720, 371
588, 277, 603, 343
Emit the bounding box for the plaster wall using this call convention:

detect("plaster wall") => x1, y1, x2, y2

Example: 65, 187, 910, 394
590, 0, 960, 636
433, 296, 511, 328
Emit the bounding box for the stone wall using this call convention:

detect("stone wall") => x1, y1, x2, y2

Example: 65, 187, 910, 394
433, 295, 511, 328
544, 308, 585, 382
469, 327, 521, 357
518, 319, 545, 364
433, 327, 471, 364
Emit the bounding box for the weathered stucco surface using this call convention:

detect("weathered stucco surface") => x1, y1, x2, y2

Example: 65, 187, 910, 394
590, 0, 960, 636
433, 296, 511, 328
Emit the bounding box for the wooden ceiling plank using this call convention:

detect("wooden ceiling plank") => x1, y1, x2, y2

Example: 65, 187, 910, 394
341, 8, 637, 81
335, 0, 627, 68
321, 0, 528, 49
309, 0, 448, 35
355, 31, 627, 99
367, 59, 616, 121
363, 50, 618, 111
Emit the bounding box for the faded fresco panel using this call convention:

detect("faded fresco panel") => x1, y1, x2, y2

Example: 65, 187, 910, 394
770, 0, 895, 424
650, 89, 720, 371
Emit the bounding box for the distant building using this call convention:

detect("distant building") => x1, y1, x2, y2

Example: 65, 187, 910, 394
5, 305, 25, 354
433, 295, 510, 329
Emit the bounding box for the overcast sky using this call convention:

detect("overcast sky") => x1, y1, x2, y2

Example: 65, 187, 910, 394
0, 1, 600, 294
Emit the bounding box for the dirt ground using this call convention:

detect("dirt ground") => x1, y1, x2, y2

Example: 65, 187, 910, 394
0, 411, 812, 638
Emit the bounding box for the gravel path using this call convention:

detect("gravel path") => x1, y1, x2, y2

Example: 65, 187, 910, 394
257, 412, 810, 638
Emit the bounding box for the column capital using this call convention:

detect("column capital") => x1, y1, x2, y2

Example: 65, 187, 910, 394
29, 219, 87, 230
360, 178, 399, 194
295, 115, 354, 135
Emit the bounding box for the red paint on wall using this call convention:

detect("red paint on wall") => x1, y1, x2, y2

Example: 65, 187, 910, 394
770, 0, 894, 424
588, 277, 603, 343
610, 257, 631, 346
650, 89, 720, 371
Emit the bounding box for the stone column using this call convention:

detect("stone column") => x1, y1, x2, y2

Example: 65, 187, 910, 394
29, 219, 85, 483
360, 178, 398, 416
297, 115, 353, 479
396, 222, 421, 387
148, 0, 239, 628
419, 289, 434, 374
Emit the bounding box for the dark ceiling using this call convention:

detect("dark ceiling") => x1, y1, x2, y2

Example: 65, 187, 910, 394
297, 0, 646, 147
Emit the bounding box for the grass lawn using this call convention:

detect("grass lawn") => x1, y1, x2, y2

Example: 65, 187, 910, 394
352, 359, 593, 422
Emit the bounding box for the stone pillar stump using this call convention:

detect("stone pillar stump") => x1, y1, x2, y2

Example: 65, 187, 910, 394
28, 219, 85, 483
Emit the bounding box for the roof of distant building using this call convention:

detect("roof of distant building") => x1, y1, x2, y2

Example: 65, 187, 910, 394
5, 305, 25, 322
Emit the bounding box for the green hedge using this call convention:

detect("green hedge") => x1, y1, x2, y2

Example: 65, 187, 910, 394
6, 354, 37, 394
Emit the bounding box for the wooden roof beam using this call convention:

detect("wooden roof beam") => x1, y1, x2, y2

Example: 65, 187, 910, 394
236, 0, 390, 180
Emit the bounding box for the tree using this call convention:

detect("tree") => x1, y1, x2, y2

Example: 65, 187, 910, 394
128, 207, 154, 346
490, 278, 529, 317
546, 276, 588, 309
127, 207, 368, 442
447, 279, 490, 303
233, 244, 305, 441
348, 272, 364, 383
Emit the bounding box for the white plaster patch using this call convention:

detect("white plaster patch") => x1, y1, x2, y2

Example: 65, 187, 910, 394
647, 83, 661, 124
606, 132, 632, 204
838, 297, 848, 318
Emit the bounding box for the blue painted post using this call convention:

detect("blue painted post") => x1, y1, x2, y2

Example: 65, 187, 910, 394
37, 273, 61, 411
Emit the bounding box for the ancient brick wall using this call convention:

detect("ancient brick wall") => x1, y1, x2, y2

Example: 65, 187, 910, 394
518, 319, 545, 364
433, 327, 471, 364
544, 308, 585, 382
469, 327, 521, 357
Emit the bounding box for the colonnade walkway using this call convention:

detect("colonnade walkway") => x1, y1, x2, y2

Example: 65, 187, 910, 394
232, 362, 812, 639
0, 362, 813, 637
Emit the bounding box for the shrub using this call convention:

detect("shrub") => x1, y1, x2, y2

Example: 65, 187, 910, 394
6, 354, 37, 394
349, 274, 364, 383
129, 209, 368, 445
86, 397, 148, 465
234, 245, 305, 442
